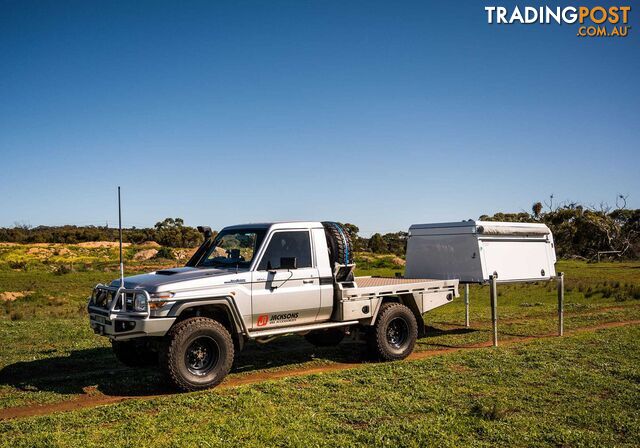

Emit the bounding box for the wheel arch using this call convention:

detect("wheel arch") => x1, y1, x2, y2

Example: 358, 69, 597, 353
370, 294, 426, 338
168, 297, 247, 350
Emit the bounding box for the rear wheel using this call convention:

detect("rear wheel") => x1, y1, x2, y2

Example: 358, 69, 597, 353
304, 328, 345, 347
368, 303, 418, 361
111, 339, 158, 367
161, 317, 234, 391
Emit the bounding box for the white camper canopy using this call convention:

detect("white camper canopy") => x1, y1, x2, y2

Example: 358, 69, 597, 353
405, 220, 557, 283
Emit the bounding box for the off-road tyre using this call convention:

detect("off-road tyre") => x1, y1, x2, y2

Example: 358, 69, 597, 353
111, 339, 158, 367
304, 328, 346, 347
368, 302, 418, 361
322, 222, 353, 266
160, 317, 234, 392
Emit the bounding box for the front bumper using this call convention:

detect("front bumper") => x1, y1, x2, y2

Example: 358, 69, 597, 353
88, 285, 175, 341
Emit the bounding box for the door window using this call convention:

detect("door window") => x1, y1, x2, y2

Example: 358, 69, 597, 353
257, 231, 313, 270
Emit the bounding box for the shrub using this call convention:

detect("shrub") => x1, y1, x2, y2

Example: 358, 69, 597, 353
8, 260, 27, 270
53, 264, 72, 275
155, 247, 175, 260
470, 400, 510, 421
614, 293, 627, 302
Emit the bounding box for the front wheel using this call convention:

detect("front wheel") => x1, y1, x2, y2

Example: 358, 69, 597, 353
161, 317, 234, 392
368, 302, 418, 361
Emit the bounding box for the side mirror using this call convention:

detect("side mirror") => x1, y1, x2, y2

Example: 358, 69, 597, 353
279, 257, 297, 270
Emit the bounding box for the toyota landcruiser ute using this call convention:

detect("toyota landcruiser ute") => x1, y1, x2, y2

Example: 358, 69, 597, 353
88, 221, 458, 391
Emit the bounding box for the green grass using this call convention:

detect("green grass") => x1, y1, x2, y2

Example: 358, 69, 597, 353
0, 325, 638, 447
0, 243, 183, 320
0, 248, 639, 446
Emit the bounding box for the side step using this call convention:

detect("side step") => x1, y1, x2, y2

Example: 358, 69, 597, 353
247, 320, 359, 339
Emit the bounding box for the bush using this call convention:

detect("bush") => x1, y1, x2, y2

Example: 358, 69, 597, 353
154, 218, 203, 248
8, 260, 27, 270
53, 264, 72, 275
470, 400, 510, 421
614, 293, 627, 302
155, 247, 175, 260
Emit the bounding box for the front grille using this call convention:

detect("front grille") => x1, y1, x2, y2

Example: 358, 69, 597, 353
124, 293, 134, 311
93, 289, 133, 310
91, 288, 147, 314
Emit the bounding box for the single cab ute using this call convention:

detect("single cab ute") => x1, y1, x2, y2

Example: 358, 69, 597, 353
88, 221, 459, 391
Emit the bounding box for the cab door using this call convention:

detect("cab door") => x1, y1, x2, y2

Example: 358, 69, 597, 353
251, 230, 321, 329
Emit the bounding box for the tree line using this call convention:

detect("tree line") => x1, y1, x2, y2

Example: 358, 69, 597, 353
0, 218, 203, 248
2, 203, 638, 259
479, 202, 639, 260
347, 202, 639, 260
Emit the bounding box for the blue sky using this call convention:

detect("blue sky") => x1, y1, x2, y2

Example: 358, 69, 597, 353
1, 0, 638, 235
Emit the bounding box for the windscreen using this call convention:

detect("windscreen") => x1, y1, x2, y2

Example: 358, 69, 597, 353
196, 228, 266, 269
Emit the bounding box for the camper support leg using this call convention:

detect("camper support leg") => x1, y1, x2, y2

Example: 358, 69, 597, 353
464, 284, 470, 328
490, 275, 498, 347
557, 272, 564, 336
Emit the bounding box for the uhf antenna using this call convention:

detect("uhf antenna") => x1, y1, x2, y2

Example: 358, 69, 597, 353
118, 186, 124, 287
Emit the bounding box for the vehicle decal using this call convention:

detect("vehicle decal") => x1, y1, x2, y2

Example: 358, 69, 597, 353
256, 312, 300, 326
269, 312, 299, 324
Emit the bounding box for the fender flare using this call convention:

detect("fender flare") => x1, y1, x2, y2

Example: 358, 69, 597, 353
168, 296, 248, 335
401, 293, 427, 338
368, 294, 426, 338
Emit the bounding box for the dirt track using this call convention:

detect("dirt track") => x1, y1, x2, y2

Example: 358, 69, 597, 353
2, 319, 638, 421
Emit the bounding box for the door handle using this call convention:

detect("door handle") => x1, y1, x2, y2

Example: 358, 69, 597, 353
303, 279, 314, 284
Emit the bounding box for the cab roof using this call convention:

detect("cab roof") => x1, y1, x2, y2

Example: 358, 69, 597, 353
220, 221, 324, 231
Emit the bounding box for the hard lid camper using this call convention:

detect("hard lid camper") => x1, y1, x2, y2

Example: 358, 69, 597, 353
405, 220, 556, 283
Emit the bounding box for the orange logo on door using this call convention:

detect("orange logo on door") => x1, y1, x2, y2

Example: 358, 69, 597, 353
257, 314, 269, 327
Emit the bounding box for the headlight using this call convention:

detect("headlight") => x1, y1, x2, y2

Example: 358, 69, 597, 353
133, 293, 148, 312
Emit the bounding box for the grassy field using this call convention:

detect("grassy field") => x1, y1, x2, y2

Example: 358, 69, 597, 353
0, 244, 639, 446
